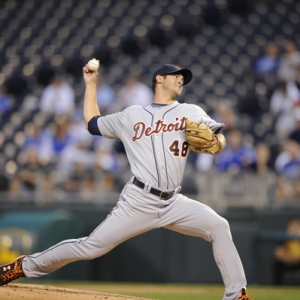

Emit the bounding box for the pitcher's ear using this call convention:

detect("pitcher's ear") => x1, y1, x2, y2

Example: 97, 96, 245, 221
156, 74, 164, 83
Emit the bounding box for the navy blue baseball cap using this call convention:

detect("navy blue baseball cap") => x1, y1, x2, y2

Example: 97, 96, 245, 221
152, 64, 193, 85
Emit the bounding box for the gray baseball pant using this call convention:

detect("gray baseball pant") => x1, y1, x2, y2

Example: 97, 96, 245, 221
22, 182, 246, 300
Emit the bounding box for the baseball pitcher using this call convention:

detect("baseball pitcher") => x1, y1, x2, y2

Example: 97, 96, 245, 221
0, 61, 252, 300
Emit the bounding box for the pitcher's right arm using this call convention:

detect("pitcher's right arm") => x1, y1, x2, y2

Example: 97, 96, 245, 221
83, 59, 101, 129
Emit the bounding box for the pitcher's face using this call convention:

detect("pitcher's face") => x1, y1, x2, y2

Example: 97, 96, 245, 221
162, 74, 184, 99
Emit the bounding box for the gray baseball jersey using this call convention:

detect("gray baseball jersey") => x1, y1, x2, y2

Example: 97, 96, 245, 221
97, 101, 223, 189
22, 101, 247, 300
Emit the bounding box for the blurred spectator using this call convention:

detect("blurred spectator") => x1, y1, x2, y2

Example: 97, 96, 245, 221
39, 72, 75, 116
289, 108, 300, 144
48, 116, 72, 160
94, 136, 118, 173
277, 41, 300, 83
275, 139, 300, 202
270, 81, 300, 139
96, 75, 116, 115
93, 136, 123, 192
250, 142, 274, 176
212, 103, 240, 134
275, 140, 300, 179
37, 115, 73, 166
54, 133, 96, 199
254, 43, 280, 74
67, 109, 94, 147
0, 86, 12, 125
116, 75, 153, 109
9, 147, 53, 200
215, 129, 257, 173
56, 135, 93, 179
23, 123, 44, 150
273, 218, 300, 285
22, 123, 53, 167
59, 161, 95, 198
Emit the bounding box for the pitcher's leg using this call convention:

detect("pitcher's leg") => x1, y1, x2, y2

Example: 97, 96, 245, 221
161, 195, 246, 300
23, 199, 157, 278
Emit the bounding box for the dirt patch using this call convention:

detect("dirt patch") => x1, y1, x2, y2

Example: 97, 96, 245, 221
0, 284, 151, 300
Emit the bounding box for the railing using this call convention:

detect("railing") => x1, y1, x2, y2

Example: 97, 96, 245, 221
194, 171, 278, 210
0, 170, 299, 210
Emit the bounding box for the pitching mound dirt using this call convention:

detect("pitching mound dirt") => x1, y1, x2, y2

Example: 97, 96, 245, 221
0, 284, 151, 300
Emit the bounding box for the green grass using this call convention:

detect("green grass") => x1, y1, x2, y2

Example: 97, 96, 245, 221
27, 281, 300, 300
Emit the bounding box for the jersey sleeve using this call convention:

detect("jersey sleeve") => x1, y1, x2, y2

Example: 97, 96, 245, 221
193, 105, 225, 133
208, 120, 225, 133
96, 110, 125, 139
88, 116, 101, 135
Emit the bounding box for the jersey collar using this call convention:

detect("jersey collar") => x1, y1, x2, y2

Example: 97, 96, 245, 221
151, 101, 178, 107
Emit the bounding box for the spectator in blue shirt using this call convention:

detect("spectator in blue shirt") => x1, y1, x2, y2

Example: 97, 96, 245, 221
215, 129, 257, 173
254, 43, 280, 74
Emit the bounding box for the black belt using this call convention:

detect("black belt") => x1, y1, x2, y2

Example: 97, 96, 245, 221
132, 177, 175, 200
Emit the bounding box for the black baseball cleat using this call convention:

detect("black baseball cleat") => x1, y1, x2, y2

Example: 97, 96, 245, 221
0, 255, 26, 286
238, 288, 253, 300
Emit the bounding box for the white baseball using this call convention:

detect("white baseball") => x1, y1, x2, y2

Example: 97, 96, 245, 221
87, 59, 99, 71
